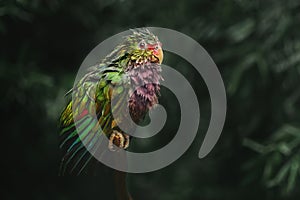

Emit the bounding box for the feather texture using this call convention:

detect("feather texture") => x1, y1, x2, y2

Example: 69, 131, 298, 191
59, 28, 163, 175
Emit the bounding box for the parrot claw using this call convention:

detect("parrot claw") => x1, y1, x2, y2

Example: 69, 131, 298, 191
109, 131, 130, 151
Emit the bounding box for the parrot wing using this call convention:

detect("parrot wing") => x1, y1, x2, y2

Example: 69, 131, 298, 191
59, 64, 127, 175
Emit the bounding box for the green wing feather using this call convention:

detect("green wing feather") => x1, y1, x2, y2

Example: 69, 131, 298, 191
59, 63, 127, 175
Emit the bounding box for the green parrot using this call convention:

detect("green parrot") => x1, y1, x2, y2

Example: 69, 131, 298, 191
59, 28, 163, 175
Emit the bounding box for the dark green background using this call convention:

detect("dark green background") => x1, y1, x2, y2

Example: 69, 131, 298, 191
1, 0, 300, 199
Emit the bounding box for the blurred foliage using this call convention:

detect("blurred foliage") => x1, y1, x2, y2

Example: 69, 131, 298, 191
1, 0, 300, 199
244, 125, 300, 195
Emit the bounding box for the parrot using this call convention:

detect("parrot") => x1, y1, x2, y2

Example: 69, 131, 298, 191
59, 28, 164, 175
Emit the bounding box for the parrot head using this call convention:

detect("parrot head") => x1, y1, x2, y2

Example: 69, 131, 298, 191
103, 28, 163, 71
125, 28, 163, 66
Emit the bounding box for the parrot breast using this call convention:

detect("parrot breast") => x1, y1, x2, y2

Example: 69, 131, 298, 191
127, 63, 162, 123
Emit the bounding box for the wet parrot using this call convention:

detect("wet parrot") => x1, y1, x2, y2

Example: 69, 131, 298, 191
59, 28, 163, 175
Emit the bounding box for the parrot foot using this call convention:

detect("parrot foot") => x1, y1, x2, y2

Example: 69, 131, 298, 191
109, 130, 130, 151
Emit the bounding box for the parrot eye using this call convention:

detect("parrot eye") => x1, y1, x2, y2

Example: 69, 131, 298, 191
154, 45, 159, 50
139, 41, 147, 49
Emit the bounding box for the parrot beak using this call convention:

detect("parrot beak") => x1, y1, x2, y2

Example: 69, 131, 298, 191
147, 43, 164, 64
156, 47, 163, 64
153, 47, 163, 64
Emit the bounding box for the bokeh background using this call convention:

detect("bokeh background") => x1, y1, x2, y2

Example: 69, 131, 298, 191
2, 0, 300, 199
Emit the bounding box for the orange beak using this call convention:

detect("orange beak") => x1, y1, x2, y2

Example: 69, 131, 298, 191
148, 43, 164, 64
156, 47, 163, 64
153, 47, 163, 64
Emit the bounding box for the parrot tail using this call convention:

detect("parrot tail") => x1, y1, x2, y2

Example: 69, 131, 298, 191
59, 101, 103, 175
